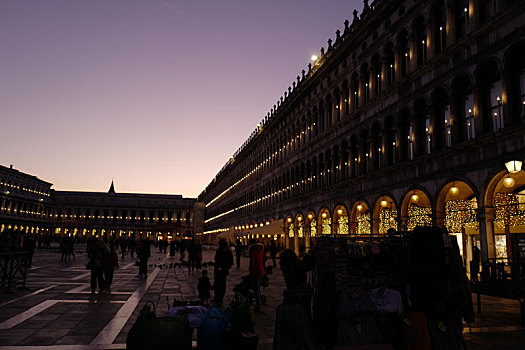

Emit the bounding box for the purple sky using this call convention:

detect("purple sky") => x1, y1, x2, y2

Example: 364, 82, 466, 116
0, 0, 363, 197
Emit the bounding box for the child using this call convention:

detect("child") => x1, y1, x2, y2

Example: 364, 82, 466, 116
197, 270, 213, 306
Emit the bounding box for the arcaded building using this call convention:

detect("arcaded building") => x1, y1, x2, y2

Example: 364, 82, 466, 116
0, 165, 53, 235
0, 165, 204, 240
199, 0, 525, 268
52, 186, 202, 240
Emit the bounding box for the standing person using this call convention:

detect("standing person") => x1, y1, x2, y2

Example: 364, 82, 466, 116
169, 239, 176, 259
248, 239, 266, 312
68, 236, 76, 261
60, 236, 68, 261
198, 269, 214, 307
87, 238, 107, 294
235, 240, 242, 268
137, 239, 151, 279
471, 245, 480, 281
187, 239, 197, 274
196, 240, 203, 271
179, 239, 187, 262
120, 239, 128, 260
23, 235, 36, 268
270, 240, 278, 268
105, 246, 119, 289
128, 237, 136, 258
213, 238, 233, 307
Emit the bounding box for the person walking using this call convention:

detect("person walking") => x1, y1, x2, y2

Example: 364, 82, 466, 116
120, 239, 128, 260
213, 238, 233, 307
87, 238, 107, 294
196, 240, 203, 271
137, 239, 151, 279
187, 239, 198, 274
128, 237, 136, 258
235, 239, 242, 268
105, 246, 119, 288
270, 240, 278, 268
248, 239, 266, 312
169, 239, 176, 259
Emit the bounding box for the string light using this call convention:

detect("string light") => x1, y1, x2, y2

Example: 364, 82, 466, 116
356, 212, 371, 235
311, 219, 317, 237
380, 209, 397, 234
322, 217, 331, 235
338, 216, 349, 234
407, 205, 432, 230
445, 199, 478, 234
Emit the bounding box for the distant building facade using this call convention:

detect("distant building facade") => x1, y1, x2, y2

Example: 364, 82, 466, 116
0, 166, 203, 240
199, 0, 525, 270
0, 165, 53, 235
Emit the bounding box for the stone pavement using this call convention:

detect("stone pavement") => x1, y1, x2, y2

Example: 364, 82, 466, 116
0, 246, 524, 349
0, 247, 284, 349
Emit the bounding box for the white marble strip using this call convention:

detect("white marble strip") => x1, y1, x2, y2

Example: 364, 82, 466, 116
463, 325, 525, 333
0, 345, 126, 350
89, 267, 161, 346
65, 284, 90, 294
0, 300, 58, 330
0, 285, 57, 308
71, 272, 91, 280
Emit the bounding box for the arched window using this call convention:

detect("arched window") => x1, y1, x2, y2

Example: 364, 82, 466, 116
432, 1, 447, 54
398, 31, 410, 77
385, 44, 396, 87
455, 0, 469, 39
351, 73, 359, 109
361, 63, 370, 103
414, 16, 427, 66
477, 60, 503, 133
371, 54, 382, 95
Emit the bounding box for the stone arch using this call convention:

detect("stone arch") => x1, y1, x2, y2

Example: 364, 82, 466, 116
373, 194, 399, 235
400, 187, 433, 231
350, 200, 371, 235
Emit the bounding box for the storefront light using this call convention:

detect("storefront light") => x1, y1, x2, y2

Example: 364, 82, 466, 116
505, 160, 522, 173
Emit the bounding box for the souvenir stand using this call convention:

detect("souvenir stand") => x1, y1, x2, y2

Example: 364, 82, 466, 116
311, 227, 474, 350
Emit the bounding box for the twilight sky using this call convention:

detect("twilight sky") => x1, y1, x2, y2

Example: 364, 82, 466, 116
0, 0, 363, 197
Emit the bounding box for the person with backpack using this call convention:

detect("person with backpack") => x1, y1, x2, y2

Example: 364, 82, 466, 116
214, 238, 233, 307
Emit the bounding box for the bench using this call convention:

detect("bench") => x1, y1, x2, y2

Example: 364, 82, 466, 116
471, 281, 525, 326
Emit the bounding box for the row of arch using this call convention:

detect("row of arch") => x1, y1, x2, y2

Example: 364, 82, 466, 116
238, 168, 524, 265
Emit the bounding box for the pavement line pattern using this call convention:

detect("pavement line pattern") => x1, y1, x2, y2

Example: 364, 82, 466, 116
89, 267, 161, 346
0, 300, 59, 330
463, 325, 525, 333
0, 285, 57, 308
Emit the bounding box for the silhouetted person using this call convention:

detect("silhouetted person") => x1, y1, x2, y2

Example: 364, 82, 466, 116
198, 269, 214, 306
169, 240, 176, 258
249, 239, 266, 312
471, 246, 480, 281
279, 249, 307, 290
87, 238, 107, 294
137, 239, 151, 279
235, 239, 242, 268
214, 238, 233, 307
105, 246, 119, 288
270, 240, 278, 267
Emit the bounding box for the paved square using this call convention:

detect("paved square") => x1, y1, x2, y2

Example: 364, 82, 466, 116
0, 246, 523, 349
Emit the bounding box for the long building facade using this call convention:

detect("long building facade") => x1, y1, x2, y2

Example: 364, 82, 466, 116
198, 0, 525, 269
0, 165, 204, 241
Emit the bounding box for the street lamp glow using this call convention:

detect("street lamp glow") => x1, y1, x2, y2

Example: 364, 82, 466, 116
311, 55, 319, 61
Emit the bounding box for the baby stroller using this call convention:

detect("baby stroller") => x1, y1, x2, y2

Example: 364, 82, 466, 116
233, 275, 267, 305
